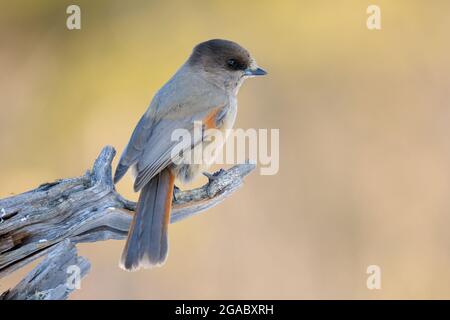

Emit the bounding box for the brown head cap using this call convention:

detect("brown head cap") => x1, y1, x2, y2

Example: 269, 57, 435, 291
188, 39, 253, 72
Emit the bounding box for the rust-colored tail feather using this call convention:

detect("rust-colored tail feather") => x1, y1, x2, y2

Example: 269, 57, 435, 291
119, 169, 174, 271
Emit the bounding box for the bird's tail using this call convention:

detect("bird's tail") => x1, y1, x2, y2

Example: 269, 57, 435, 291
119, 168, 175, 271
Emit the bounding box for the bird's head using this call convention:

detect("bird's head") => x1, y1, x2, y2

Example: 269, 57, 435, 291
188, 39, 267, 91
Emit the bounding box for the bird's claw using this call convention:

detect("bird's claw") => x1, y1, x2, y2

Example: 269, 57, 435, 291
203, 169, 225, 182
173, 185, 181, 201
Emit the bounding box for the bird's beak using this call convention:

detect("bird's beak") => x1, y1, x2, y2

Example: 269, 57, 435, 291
244, 67, 267, 76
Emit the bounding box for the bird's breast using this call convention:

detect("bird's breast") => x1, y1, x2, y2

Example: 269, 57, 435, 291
173, 99, 237, 184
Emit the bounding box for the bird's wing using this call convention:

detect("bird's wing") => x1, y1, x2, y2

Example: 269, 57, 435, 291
114, 71, 227, 191
113, 109, 156, 184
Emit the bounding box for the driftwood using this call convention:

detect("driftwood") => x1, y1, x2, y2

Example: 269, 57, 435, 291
0, 146, 255, 300
1, 239, 90, 300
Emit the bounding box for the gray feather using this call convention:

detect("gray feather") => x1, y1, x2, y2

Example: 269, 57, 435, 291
119, 169, 173, 270
114, 67, 226, 188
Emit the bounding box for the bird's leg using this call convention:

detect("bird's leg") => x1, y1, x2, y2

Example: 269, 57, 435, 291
173, 184, 181, 202
203, 169, 226, 183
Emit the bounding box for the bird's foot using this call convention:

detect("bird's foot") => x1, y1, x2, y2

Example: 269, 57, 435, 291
203, 169, 225, 183
173, 185, 181, 202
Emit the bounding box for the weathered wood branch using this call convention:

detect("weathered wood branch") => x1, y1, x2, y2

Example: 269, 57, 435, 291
0, 146, 255, 299
1, 239, 90, 300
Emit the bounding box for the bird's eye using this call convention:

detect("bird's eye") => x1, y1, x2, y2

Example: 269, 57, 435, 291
227, 58, 238, 70
227, 59, 237, 69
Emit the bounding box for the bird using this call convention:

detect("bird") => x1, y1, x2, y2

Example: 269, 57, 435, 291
114, 39, 267, 271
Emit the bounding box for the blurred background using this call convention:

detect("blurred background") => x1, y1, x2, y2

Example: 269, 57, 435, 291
1, 0, 450, 299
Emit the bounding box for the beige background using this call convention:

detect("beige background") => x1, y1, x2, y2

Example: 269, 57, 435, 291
1, 0, 450, 299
